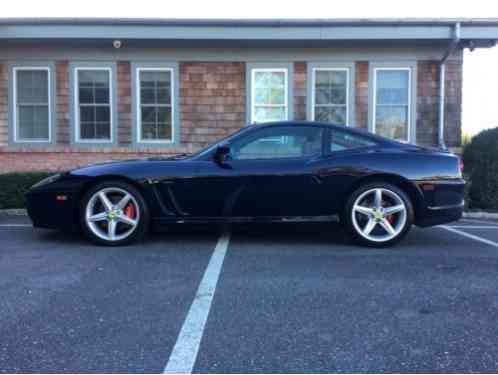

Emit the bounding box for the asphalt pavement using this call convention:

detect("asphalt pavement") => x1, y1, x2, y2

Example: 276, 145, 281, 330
1, 215, 498, 373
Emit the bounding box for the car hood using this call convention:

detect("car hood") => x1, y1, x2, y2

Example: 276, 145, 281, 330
68, 155, 193, 180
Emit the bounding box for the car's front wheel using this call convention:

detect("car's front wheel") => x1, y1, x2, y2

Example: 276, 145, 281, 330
344, 182, 413, 247
80, 180, 149, 246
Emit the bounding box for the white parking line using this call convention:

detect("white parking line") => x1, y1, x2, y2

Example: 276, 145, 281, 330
447, 225, 498, 229
163, 232, 231, 374
440, 225, 498, 248
461, 218, 498, 225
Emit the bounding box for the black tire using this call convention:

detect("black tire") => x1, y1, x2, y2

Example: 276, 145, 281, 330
80, 180, 149, 246
343, 182, 414, 247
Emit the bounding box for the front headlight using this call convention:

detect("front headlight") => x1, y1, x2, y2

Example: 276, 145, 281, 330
31, 173, 62, 189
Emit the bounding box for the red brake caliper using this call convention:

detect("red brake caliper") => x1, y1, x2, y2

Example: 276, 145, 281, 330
124, 203, 136, 219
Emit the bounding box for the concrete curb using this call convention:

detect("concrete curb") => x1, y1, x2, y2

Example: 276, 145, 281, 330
0, 209, 27, 216
463, 212, 498, 220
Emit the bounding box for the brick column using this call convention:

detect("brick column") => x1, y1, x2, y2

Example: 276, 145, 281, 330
355, 61, 369, 129
416, 61, 439, 146
294, 62, 307, 121
444, 61, 463, 148
0, 63, 7, 148
117, 61, 132, 146
56, 61, 70, 145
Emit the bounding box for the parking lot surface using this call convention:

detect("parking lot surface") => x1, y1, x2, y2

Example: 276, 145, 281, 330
1, 215, 498, 373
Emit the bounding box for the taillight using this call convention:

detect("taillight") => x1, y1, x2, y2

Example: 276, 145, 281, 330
459, 157, 464, 175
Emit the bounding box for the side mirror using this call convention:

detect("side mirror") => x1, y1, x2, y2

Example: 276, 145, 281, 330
213, 145, 231, 165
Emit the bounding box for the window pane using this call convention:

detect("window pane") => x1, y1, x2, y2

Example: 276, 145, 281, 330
141, 88, 155, 105
269, 88, 285, 105
376, 70, 409, 105
95, 88, 110, 104
96, 122, 111, 139
330, 131, 377, 152
140, 70, 172, 105
375, 105, 408, 141
254, 88, 269, 105
79, 87, 94, 104
17, 104, 49, 140
17, 70, 49, 103
140, 106, 172, 141
141, 106, 156, 123
254, 106, 286, 123
79, 70, 109, 86
251, 70, 287, 123
95, 106, 110, 122
77, 70, 111, 141
232, 126, 323, 160
314, 70, 347, 106
314, 106, 347, 125
78, 70, 110, 104
80, 106, 95, 122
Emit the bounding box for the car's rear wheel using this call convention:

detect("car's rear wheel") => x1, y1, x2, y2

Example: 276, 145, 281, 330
80, 180, 149, 246
344, 182, 413, 247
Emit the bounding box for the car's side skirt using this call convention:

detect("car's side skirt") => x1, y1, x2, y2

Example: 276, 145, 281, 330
153, 215, 340, 225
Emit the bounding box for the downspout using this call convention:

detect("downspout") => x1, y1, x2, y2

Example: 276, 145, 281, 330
438, 22, 461, 149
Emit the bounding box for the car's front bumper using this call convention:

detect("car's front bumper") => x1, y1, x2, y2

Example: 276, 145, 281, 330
26, 190, 79, 230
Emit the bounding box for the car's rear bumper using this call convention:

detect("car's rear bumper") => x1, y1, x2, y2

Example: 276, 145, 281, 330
415, 201, 464, 227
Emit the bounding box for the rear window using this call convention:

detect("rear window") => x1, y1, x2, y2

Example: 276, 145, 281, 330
330, 130, 378, 152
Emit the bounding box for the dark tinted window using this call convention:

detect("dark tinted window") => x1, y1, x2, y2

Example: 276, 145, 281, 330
330, 130, 377, 152
231, 126, 323, 160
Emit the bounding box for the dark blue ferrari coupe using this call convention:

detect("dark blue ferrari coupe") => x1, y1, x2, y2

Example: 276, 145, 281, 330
26, 121, 465, 247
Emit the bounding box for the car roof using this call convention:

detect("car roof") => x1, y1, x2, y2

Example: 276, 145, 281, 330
250, 121, 396, 146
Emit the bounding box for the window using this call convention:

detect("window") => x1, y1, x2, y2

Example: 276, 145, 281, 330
231, 126, 323, 160
137, 69, 173, 143
312, 69, 348, 125
330, 130, 377, 152
374, 68, 411, 142
251, 69, 288, 123
14, 68, 50, 142
75, 68, 112, 142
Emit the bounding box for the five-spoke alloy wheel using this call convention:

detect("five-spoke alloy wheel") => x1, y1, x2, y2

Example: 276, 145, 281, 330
80, 181, 149, 246
345, 182, 413, 247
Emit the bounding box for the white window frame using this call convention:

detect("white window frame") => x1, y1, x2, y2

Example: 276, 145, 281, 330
13, 66, 52, 143
311, 67, 350, 126
250, 68, 288, 124
74, 67, 113, 143
372, 67, 412, 143
136, 67, 175, 144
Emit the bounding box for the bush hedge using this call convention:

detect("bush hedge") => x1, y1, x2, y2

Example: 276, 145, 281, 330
463, 127, 498, 210
0, 172, 53, 209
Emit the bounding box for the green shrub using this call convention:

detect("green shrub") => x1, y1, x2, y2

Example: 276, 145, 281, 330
0, 172, 53, 209
463, 127, 498, 210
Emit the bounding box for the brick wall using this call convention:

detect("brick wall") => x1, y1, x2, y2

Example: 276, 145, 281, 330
294, 62, 307, 120
0, 57, 464, 173
0, 63, 7, 148
416, 61, 439, 146
416, 60, 463, 148
444, 61, 462, 148
355, 61, 369, 129
56, 61, 70, 144
117, 61, 132, 146
180, 62, 246, 151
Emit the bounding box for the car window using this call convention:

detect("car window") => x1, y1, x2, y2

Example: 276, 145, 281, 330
231, 126, 323, 160
330, 130, 377, 152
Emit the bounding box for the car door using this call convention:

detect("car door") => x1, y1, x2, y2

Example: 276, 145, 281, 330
226, 125, 327, 217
